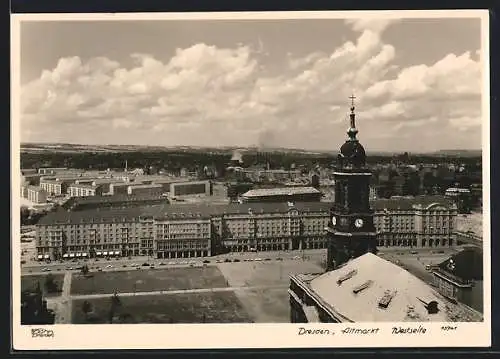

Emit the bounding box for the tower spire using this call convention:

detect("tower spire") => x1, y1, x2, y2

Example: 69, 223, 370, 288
347, 94, 358, 141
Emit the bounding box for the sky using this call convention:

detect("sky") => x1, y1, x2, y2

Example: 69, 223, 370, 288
18, 15, 484, 152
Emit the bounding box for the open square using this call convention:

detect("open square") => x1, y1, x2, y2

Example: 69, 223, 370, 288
70, 266, 228, 295
72, 291, 252, 324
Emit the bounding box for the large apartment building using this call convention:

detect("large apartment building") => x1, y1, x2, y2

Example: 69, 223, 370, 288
35, 196, 458, 260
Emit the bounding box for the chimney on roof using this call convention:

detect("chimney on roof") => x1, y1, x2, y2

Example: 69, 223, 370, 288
417, 297, 440, 315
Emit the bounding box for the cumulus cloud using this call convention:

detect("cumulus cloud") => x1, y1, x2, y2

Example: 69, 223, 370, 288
20, 23, 482, 151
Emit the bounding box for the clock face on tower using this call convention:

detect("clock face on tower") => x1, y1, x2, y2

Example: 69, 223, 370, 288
331, 216, 337, 226
354, 218, 364, 228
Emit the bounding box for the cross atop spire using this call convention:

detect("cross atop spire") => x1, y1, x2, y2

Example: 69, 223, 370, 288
348, 94, 358, 137
349, 94, 356, 107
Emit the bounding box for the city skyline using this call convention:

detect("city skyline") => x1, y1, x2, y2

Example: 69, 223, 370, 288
19, 16, 484, 153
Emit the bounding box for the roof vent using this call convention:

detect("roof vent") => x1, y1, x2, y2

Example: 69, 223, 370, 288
378, 290, 397, 309
352, 280, 373, 294
337, 269, 357, 285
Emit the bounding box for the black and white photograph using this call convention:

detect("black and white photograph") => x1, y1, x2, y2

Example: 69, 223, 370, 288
11, 10, 490, 349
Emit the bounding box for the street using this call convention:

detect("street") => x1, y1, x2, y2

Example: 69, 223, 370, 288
21, 246, 458, 276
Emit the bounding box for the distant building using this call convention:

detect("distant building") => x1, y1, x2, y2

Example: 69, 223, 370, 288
445, 187, 473, 213
432, 246, 483, 313
310, 174, 320, 189
289, 253, 482, 323
26, 185, 48, 204
62, 194, 168, 212
68, 184, 103, 197
241, 187, 322, 203
21, 173, 43, 186
109, 182, 130, 196
21, 169, 38, 176
40, 179, 69, 196
170, 180, 212, 197
38, 167, 68, 175
127, 184, 163, 196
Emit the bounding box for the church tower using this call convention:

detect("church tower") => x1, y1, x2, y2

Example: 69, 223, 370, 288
326, 95, 377, 271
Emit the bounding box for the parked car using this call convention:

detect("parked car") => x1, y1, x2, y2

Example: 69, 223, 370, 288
98, 268, 103, 272
203, 260, 210, 264
142, 263, 150, 267
410, 250, 418, 254
264, 258, 271, 261
233, 259, 240, 262
224, 258, 231, 263
276, 257, 283, 261
159, 262, 166, 266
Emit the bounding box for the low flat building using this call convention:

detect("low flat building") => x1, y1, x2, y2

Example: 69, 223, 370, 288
109, 182, 130, 196
68, 184, 103, 197
62, 194, 168, 211
241, 186, 322, 203
432, 246, 483, 313
127, 183, 164, 196
39, 179, 70, 196
170, 180, 212, 197
289, 253, 483, 323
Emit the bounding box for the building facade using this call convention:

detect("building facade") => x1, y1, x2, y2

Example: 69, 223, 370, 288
127, 184, 164, 196
35, 195, 460, 260
26, 186, 48, 204
68, 184, 104, 197
432, 246, 483, 313
373, 196, 457, 248
35, 202, 332, 260
109, 183, 130, 196
170, 180, 212, 197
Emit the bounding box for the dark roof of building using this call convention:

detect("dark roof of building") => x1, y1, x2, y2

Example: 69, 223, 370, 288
61, 194, 167, 210
436, 247, 483, 281
370, 196, 455, 210
38, 201, 333, 225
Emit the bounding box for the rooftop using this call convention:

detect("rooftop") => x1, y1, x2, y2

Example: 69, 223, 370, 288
128, 184, 164, 189
371, 196, 455, 211
242, 187, 321, 197
38, 201, 333, 225
435, 247, 483, 282
27, 185, 45, 192
69, 183, 96, 189
298, 253, 482, 322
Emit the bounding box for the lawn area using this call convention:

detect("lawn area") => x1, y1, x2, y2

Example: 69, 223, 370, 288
234, 287, 290, 323
21, 274, 64, 297
217, 260, 323, 287
72, 291, 252, 324
70, 266, 228, 295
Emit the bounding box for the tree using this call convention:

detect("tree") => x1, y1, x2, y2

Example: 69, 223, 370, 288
108, 291, 122, 324
44, 274, 59, 294
21, 206, 31, 225
81, 264, 90, 276
81, 300, 92, 321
